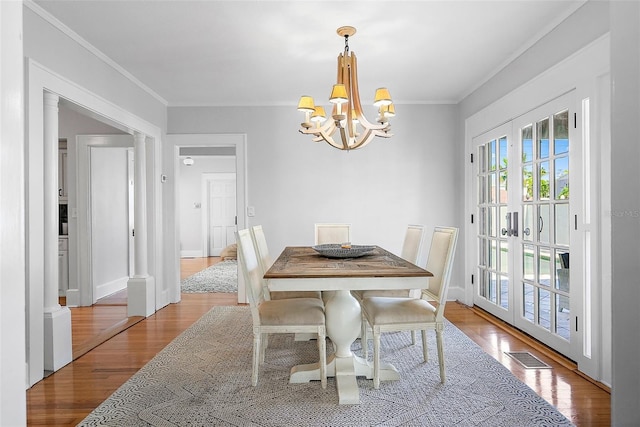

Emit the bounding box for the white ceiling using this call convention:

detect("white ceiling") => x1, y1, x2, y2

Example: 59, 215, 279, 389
32, 0, 585, 107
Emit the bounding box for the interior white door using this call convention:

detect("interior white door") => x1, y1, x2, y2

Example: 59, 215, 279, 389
473, 92, 580, 360
206, 174, 236, 256
89, 145, 131, 301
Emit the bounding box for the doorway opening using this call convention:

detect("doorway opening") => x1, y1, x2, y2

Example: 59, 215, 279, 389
168, 134, 247, 304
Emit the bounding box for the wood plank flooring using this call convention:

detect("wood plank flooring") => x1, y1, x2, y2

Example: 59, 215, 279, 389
27, 257, 610, 426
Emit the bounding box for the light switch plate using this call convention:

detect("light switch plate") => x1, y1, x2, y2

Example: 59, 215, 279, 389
247, 206, 255, 217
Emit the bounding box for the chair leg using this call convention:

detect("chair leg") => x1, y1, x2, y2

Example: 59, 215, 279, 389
421, 330, 428, 362
361, 314, 368, 359
318, 326, 327, 389
436, 325, 445, 383
411, 330, 416, 345
252, 330, 261, 386
260, 332, 268, 363
373, 327, 381, 389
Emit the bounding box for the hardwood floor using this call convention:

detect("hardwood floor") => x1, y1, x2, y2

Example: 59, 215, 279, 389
27, 257, 610, 426
451, 304, 610, 426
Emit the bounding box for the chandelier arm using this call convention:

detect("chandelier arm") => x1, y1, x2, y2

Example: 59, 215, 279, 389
341, 52, 356, 141
338, 127, 351, 150
306, 121, 346, 150
356, 130, 378, 149
348, 128, 373, 150
348, 52, 365, 123
322, 131, 345, 150
298, 112, 335, 136
349, 52, 390, 132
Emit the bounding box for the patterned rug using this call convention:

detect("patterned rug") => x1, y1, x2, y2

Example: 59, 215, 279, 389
181, 260, 237, 293
78, 306, 573, 426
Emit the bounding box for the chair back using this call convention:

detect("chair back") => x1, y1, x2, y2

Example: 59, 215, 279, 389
422, 226, 458, 320
236, 229, 267, 317
400, 224, 425, 264
250, 225, 275, 300
250, 225, 273, 273
314, 223, 351, 245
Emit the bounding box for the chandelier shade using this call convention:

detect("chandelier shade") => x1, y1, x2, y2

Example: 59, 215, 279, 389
297, 96, 316, 113
311, 106, 327, 123
381, 103, 396, 118
330, 84, 349, 104
373, 88, 392, 107
298, 26, 394, 151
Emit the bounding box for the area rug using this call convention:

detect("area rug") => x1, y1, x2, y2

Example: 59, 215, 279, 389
78, 306, 573, 427
181, 260, 237, 293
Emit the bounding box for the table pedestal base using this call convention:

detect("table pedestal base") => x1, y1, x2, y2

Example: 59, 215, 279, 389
289, 353, 400, 404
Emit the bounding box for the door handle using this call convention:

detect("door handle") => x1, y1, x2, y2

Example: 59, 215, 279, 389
502, 212, 519, 237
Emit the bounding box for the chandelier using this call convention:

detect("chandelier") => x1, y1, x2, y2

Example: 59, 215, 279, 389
297, 26, 394, 151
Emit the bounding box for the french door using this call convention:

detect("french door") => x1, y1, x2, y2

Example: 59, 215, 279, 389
473, 93, 579, 359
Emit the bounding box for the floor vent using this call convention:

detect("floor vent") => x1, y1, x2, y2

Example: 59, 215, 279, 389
505, 351, 551, 369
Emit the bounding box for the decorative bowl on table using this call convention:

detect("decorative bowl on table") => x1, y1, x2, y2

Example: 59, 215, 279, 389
311, 244, 376, 259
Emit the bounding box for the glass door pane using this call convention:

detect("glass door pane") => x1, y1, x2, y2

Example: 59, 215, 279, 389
475, 125, 512, 318
517, 109, 571, 345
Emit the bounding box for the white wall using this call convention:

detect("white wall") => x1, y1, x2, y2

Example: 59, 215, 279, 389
179, 156, 236, 255
610, 1, 640, 424
59, 104, 127, 137
168, 104, 462, 285
0, 1, 27, 425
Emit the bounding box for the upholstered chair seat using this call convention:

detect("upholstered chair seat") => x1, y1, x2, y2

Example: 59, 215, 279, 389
361, 297, 437, 325
236, 228, 327, 388
360, 226, 458, 388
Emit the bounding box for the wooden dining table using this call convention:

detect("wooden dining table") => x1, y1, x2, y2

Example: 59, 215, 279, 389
264, 245, 433, 404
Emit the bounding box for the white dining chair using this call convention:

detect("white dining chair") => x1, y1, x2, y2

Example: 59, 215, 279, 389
354, 224, 425, 300
250, 225, 321, 301
353, 224, 425, 344
236, 228, 327, 388
360, 226, 458, 388
314, 223, 351, 245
